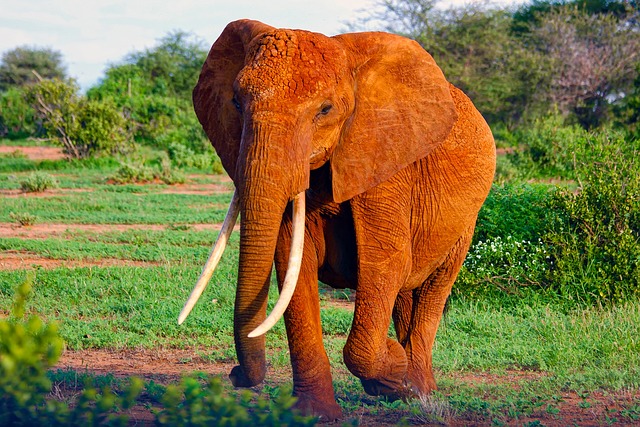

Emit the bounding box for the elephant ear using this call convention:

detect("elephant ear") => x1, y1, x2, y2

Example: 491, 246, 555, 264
192, 19, 274, 182
330, 32, 458, 203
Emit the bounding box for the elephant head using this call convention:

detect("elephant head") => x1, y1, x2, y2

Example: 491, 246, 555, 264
179, 19, 458, 388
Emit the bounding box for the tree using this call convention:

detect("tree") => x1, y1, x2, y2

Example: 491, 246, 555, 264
0, 87, 37, 138
26, 79, 131, 158
87, 31, 208, 150
512, 0, 638, 33
0, 46, 66, 92
351, 1, 546, 126
529, 5, 640, 127
122, 30, 207, 100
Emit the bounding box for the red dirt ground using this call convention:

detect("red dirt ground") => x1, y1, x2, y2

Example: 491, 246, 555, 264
0, 144, 66, 160
53, 347, 640, 426
4, 145, 639, 426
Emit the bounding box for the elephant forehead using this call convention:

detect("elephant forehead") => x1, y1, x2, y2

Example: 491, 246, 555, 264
238, 29, 342, 101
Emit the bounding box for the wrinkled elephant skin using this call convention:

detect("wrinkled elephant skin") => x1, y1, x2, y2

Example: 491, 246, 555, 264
190, 19, 496, 421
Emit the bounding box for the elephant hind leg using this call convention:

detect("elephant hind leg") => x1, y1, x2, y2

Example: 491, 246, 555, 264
400, 225, 475, 396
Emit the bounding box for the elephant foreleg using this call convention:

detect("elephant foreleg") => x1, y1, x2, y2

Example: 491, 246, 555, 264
344, 185, 413, 398
274, 211, 342, 421
400, 224, 475, 395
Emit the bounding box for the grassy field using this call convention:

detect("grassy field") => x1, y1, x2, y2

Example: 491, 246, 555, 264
1, 143, 639, 426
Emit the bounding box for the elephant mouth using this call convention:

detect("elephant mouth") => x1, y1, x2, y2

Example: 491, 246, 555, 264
178, 189, 306, 338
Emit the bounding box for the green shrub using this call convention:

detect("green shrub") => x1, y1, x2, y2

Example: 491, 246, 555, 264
109, 162, 156, 184
156, 377, 317, 427
109, 157, 185, 185
507, 114, 589, 179
167, 142, 224, 173
9, 211, 38, 226
25, 79, 131, 158
473, 183, 553, 246
0, 87, 37, 138
457, 236, 550, 298
19, 171, 58, 192
0, 279, 143, 426
543, 133, 640, 305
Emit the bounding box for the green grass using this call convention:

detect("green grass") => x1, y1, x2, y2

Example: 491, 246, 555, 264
2, 151, 639, 425
0, 188, 231, 224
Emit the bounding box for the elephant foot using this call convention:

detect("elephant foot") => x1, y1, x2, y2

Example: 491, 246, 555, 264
293, 393, 342, 422
229, 364, 265, 388
345, 338, 409, 399
404, 360, 438, 396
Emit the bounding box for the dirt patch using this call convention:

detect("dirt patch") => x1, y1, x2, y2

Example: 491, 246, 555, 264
157, 182, 234, 195
0, 252, 164, 270
0, 145, 65, 161
51, 348, 640, 426
56, 347, 236, 380
0, 188, 92, 198
0, 222, 233, 240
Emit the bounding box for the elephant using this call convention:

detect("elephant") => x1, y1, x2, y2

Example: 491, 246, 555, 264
178, 19, 496, 421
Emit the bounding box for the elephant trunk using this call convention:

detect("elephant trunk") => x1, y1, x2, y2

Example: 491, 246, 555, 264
230, 117, 309, 387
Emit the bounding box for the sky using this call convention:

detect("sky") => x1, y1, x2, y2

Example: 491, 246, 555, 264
0, 0, 525, 91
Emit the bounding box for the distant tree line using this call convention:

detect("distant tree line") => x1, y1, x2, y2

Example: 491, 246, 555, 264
0, 31, 208, 159
352, 0, 640, 131
0, 0, 639, 157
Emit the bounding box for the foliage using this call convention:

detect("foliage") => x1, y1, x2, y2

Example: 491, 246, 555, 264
472, 183, 553, 245
9, 211, 38, 227
0, 87, 37, 138
420, 5, 545, 126
464, 129, 640, 306
506, 114, 589, 179
0, 46, 66, 92
87, 31, 209, 152
26, 79, 131, 158
526, 4, 640, 127
156, 377, 316, 426
122, 30, 207, 100
615, 63, 640, 139
167, 142, 224, 172
352, 0, 640, 129
543, 135, 640, 305
512, 0, 637, 33
457, 236, 550, 298
19, 171, 58, 192
109, 157, 186, 185
0, 278, 143, 426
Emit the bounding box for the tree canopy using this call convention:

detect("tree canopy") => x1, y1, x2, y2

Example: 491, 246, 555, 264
352, 0, 640, 129
0, 46, 66, 92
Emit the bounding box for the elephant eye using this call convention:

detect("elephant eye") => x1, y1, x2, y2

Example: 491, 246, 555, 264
232, 96, 241, 113
318, 103, 333, 117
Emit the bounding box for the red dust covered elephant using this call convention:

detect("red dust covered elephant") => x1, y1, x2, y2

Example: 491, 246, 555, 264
178, 19, 496, 421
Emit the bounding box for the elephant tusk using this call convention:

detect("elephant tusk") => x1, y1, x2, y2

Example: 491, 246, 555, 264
248, 192, 305, 338
178, 190, 240, 325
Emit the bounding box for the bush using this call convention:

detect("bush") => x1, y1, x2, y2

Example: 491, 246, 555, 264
26, 79, 131, 158
473, 183, 553, 246
19, 171, 58, 192
543, 132, 640, 305
457, 236, 550, 298
167, 142, 224, 173
0, 278, 143, 426
506, 114, 590, 179
156, 377, 316, 427
9, 212, 38, 226
0, 87, 38, 138
109, 157, 185, 185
